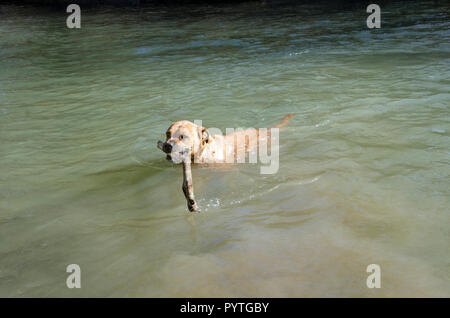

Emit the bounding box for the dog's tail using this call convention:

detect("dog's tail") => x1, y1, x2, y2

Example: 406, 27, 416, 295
270, 113, 294, 129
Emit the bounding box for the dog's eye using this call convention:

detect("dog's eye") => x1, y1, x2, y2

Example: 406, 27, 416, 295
179, 135, 184, 140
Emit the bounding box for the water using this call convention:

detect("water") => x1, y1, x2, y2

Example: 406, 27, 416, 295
0, 1, 449, 297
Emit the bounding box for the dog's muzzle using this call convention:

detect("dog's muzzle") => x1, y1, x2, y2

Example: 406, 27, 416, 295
158, 140, 190, 162
157, 140, 172, 153
157, 140, 172, 161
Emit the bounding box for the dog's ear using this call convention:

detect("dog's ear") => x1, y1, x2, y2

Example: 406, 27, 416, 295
198, 126, 209, 145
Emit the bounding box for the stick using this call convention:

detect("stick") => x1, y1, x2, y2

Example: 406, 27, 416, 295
182, 159, 200, 212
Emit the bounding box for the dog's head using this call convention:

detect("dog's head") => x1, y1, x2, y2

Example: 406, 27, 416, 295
157, 120, 209, 164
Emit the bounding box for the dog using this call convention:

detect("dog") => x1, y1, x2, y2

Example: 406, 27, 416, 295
157, 114, 294, 212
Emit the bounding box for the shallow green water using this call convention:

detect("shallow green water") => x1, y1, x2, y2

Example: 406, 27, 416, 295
0, 2, 449, 297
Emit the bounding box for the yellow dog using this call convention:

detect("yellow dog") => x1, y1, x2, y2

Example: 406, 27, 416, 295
157, 114, 294, 212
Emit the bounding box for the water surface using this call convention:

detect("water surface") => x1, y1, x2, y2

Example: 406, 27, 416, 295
0, 1, 449, 297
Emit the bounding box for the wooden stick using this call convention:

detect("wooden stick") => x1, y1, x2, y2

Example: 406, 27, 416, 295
182, 159, 200, 212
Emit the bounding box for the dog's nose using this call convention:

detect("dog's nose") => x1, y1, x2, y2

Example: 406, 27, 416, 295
163, 143, 172, 153
157, 140, 172, 153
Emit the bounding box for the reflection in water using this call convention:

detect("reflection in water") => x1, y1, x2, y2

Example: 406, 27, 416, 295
0, 1, 449, 297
